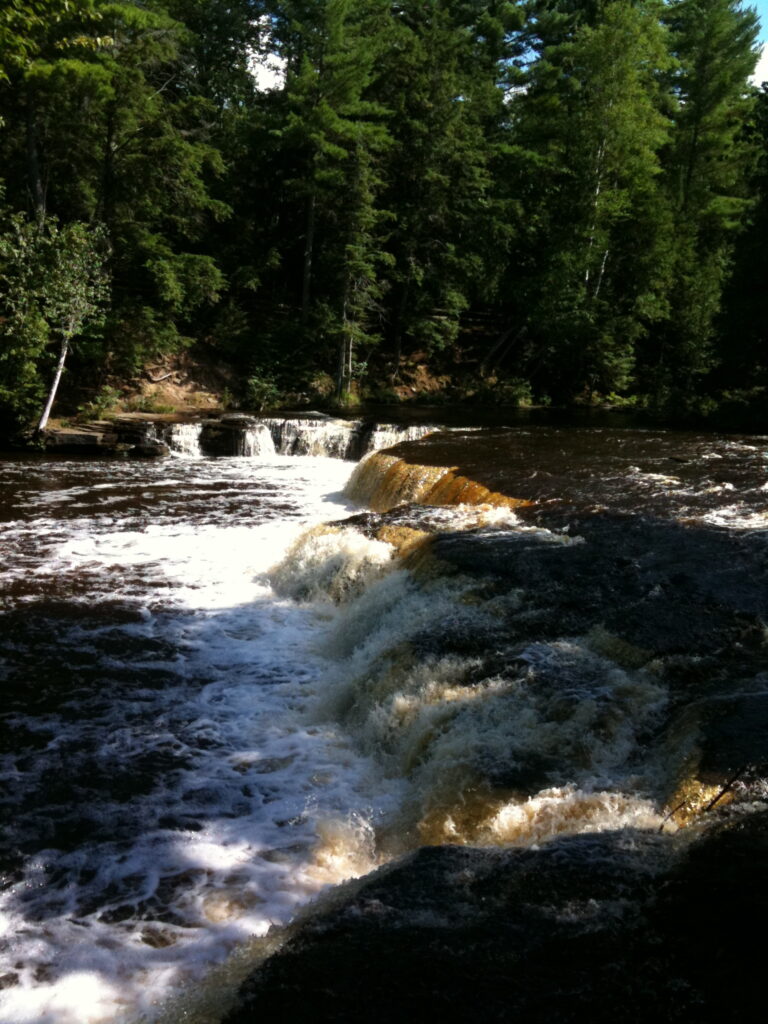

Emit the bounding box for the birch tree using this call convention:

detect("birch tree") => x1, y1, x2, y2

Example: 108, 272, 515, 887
0, 217, 109, 431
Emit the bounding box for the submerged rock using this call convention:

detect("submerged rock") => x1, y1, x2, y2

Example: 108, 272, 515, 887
663, 690, 768, 824
423, 515, 768, 660
129, 441, 170, 458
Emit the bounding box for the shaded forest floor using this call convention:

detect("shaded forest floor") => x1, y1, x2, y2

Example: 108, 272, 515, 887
13, 340, 768, 441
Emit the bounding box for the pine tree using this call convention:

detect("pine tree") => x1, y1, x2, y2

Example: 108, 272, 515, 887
509, 0, 672, 399
374, 0, 505, 376
0, 1, 229, 378
260, 0, 392, 400
645, 0, 760, 406
718, 83, 768, 393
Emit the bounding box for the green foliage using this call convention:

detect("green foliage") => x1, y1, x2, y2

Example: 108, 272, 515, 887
642, 0, 762, 403
509, 0, 674, 398
246, 372, 281, 411
77, 383, 123, 419
0, 213, 109, 423
0, 0, 765, 424
471, 375, 533, 407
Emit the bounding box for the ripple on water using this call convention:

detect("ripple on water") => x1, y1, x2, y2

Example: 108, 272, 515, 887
0, 454, 402, 1024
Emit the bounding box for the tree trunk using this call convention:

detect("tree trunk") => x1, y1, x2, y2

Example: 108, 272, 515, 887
25, 93, 46, 230
593, 249, 609, 299
301, 191, 316, 323
99, 105, 117, 227
389, 276, 411, 384
36, 332, 71, 435
336, 287, 352, 402
584, 137, 606, 287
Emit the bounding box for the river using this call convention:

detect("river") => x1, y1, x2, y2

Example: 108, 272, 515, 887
1, 421, 767, 1022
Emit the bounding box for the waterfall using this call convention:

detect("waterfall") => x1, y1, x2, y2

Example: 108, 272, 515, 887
259, 417, 360, 458
3, 425, 768, 1022
360, 422, 436, 456
162, 421, 203, 457
239, 423, 277, 457
258, 418, 438, 460
107, 414, 440, 461
344, 449, 531, 512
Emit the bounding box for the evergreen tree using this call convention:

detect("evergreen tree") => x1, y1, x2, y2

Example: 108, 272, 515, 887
0, 1, 228, 381
643, 0, 760, 405
718, 82, 768, 393
248, 0, 392, 399
375, 0, 507, 375
509, 0, 672, 399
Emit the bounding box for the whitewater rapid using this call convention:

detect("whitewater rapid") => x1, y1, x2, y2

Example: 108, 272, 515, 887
2, 424, 766, 1023
0, 455, 403, 1024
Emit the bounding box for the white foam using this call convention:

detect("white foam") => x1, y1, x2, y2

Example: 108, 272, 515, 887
163, 422, 204, 458
0, 455, 403, 1023
699, 505, 768, 530
238, 424, 276, 458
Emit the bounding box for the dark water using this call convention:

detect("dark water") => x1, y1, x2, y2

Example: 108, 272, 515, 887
1, 424, 767, 1023
383, 426, 768, 526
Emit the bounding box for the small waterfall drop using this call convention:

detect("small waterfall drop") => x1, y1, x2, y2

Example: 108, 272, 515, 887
260, 417, 359, 458
360, 423, 435, 456
258, 418, 438, 460
110, 415, 441, 461
163, 421, 204, 457
239, 423, 277, 457
344, 450, 530, 512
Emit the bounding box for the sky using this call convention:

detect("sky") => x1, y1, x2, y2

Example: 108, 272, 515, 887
248, 4, 768, 92
754, 0, 768, 84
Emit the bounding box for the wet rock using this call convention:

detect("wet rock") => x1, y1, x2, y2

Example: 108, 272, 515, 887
129, 441, 170, 458
654, 809, 768, 1022
223, 814, 768, 1023
663, 690, 768, 824
696, 691, 768, 776
40, 426, 118, 454
198, 422, 239, 455
426, 516, 768, 660
221, 833, 670, 1023
113, 417, 161, 445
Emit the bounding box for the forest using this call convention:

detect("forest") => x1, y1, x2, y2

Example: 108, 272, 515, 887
0, 0, 766, 431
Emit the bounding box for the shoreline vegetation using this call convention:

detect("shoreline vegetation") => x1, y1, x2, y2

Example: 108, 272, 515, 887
2, 1, 768, 441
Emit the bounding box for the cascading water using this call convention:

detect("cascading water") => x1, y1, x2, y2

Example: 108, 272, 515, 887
115, 416, 436, 462
358, 422, 434, 456
162, 422, 204, 457
260, 417, 358, 458
246, 417, 434, 460
237, 424, 276, 458
0, 455, 402, 1024
2, 425, 767, 1023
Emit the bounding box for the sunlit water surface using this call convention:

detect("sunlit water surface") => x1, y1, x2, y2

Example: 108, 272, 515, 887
0, 454, 402, 1024
1, 427, 767, 1023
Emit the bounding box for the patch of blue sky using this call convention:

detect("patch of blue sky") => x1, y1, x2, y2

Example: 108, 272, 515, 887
753, 0, 768, 41
749, 1, 768, 84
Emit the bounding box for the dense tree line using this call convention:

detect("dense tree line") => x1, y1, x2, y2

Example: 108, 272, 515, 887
0, 0, 764, 427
